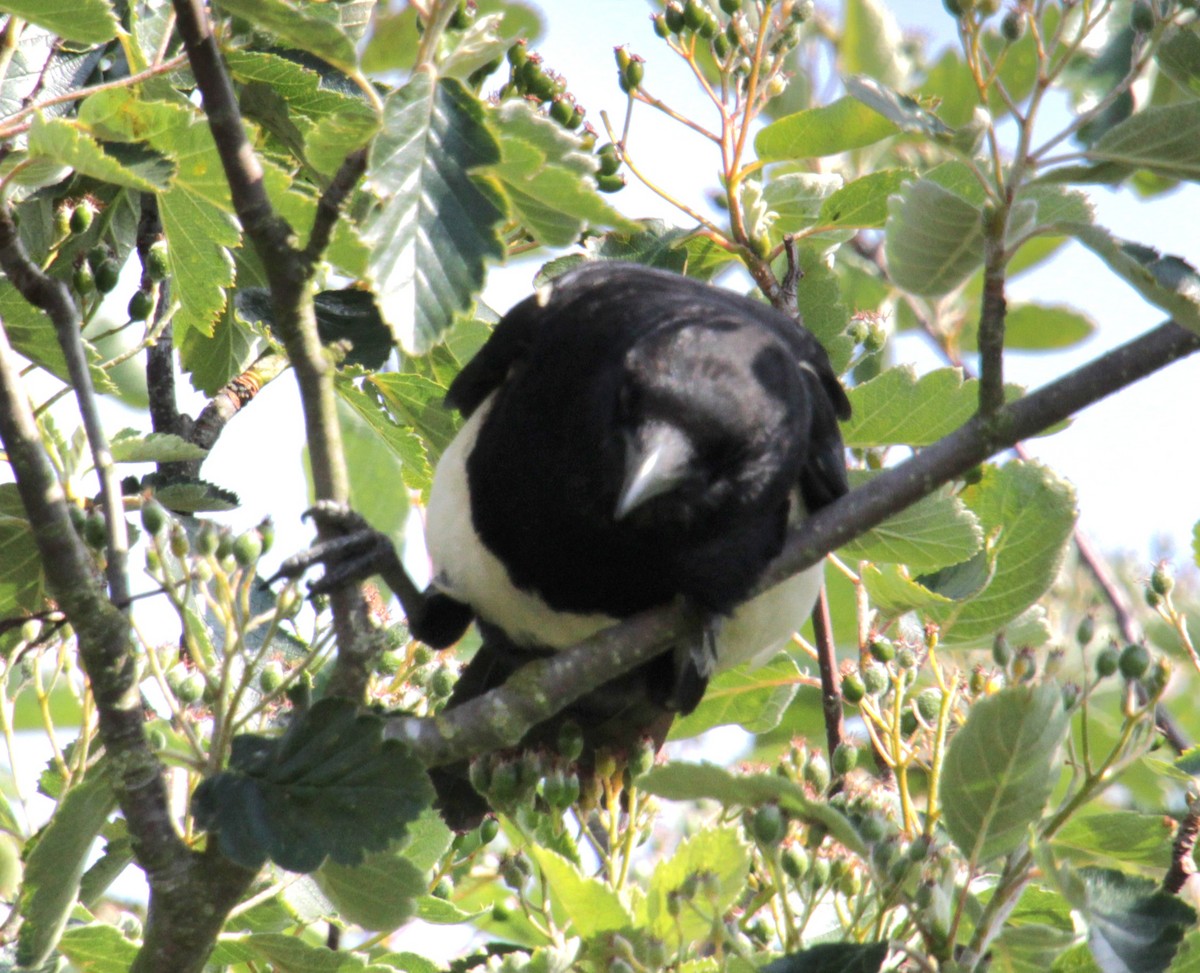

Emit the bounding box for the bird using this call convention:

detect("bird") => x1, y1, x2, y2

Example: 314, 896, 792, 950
416, 260, 851, 827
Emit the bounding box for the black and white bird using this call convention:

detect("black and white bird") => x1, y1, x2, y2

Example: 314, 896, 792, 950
417, 261, 850, 825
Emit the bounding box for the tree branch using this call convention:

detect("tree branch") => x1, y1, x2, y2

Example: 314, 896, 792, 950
389, 319, 1200, 768
170, 0, 380, 698
0, 208, 130, 609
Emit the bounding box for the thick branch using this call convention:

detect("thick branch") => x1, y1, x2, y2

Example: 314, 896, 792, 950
171, 0, 378, 697
0, 209, 130, 608
812, 589, 846, 775
977, 217, 1008, 416
392, 319, 1200, 768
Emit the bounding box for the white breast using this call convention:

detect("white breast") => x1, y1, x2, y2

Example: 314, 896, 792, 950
424, 396, 825, 664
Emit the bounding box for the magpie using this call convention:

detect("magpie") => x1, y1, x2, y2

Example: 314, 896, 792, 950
417, 261, 850, 826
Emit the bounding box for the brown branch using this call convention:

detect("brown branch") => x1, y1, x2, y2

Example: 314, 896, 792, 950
302, 148, 368, 270
977, 228, 1008, 417
189, 351, 289, 454
170, 0, 380, 699
812, 588, 846, 773
390, 320, 1200, 768
1164, 798, 1200, 895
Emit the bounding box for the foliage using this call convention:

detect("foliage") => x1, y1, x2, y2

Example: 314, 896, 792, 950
0, 0, 1197, 972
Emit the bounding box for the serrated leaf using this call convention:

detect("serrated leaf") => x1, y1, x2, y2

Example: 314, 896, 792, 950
842, 477, 983, 570
932, 461, 1077, 643
484, 100, 633, 246
0, 0, 117, 44
1084, 102, 1200, 181
761, 942, 890, 973
790, 243, 855, 373
415, 894, 487, 924
29, 116, 171, 192
441, 13, 511, 80
399, 808, 453, 873
1053, 813, 1173, 872
528, 846, 632, 938
110, 430, 208, 464
1057, 224, 1200, 333
339, 394, 409, 541
0, 499, 45, 616
843, 366, 1010, 447
151, 477, 240, 513
180, 300, 262, 396
1158, 27, 1200, 97
214, 0, 357, 73
861, 563, 956, 615
763, 173, 844, 233
845, 75, 955, 140
842, 0, 906, 87
369, 372, 458, 463
940, 684, 1069, 865
960, 302, 1096, 352
17, 770, 116, 967
57, 924, 141, 973
193, 698, 434, 872
639, 762, 865, 856
243, 932, 399, 971
646, 827, 750, 943
336, 380, 432, 494
80, 91, 239, 342
669, 653, 805, 740
755, 96, 899, 160
885, 178, 984, 296
816, 168, 911, 231
315, 846, 425, 932
1072, 868, 1195, 973
365, 72, 506, 354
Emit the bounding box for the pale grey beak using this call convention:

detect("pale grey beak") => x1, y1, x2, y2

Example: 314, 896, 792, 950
614, 421, 695, 519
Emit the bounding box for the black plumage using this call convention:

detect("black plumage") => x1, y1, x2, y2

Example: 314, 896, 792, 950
421, 261, 850, 827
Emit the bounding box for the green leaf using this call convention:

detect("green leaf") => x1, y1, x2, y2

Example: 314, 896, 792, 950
214, 0, 358, 73
528, 846, 632, 938
110, 430, 208, 464
961, 303, 1096, 352
243, 933, 399, 971
861, 564, 956, 616
790, 243, 855, 373
1193, 521, 1200, 569
315, 846, 426, 932
57, 924, 141, 973
842, 477, 983, 570
669, 653, 806, 740
639, 762, 865, 856
80, 91, 239, 342
336, 380, 432, 494
755, 96, 899, 160
816, 169, 911, 231
338, 394, 409, 541
179, 301, 261, 396
0, 491, 45, 617
884, 177, 984, 296
369, 372, 459, 464
0, 285, 74, 382
1053, 813, 1173, 872
841, 0, 906, 87
365, 72, 506, 353
151, 477, 240, 513
17, 770, 116, 967
1169, 931, 1200, 973
843, 366, 1011, 447
763, 173, 844, 233
191, 698, 434, 872
398, 808, 453, 873
28, 116, 171, 191
1058, 224, 1200, 333
844, 75, 955, 140
1084, 102, 1200, 181
0, 0, 117, 44
932, 461, 1077, 644
940, 684, 1069, 865
761, 942, 889, 973
1071, 868, 1195, 973
1157, 26, 1200, 98
414, 895, 487, 924
646, 827, 750, 943
483, 100, 632, 246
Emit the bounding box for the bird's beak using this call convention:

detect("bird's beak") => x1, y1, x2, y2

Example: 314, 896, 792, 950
615, 421, 695, 519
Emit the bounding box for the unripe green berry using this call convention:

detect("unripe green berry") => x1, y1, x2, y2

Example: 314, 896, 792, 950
259, 661, 285, 693
652, 13, 670, 37
489, 759, 520, 805
596, 143, 621, 176
968, 667, 988, 694
1118, 643, 1151, 681
1076, 613, 1096, 647
992, 632, 1012, 667
842, 672, 866, 704
232, 529, 262, 567
832, 742, 857, 775
751, 804, 786, 847
915, 688, 942, 723
215, 529, 235, 562
1130, 0, 1155, 32
1145, 658, 1171, 697
896, 646, 917, 670
683, 0, 706, 31
468, 755, 492, 796
664, 1, 686, 32
556, 720, 584, 761
430, 666, 455, 698
1001, 11, 1024, 41
128, 289, 154, 321
596, 172, 626, 193
900, 710, 918, 736
145, 240, 170, 280
70, 201, 95, 234
619, 55, 645, 93
781, 846, 808, 879
808, 856, 831, 889
87, 245, 109, 273
942, 0, 971, 15
412, 644, 435, 666
169, 523, 189, 558
1150, 564, 1174, 597
479, 816, 500, 844
1095, 643, 1120, 678
431, 876, 453, 899
140, 498, 167, 536
176, 670, 205, 704
712, 31, 731, 59
861, 664, 889, 696
94, 259, 120, 294
628, 736, 656, 778
195, 520, 218, 557
549, 96, 574, 126
83, 513, 107, 550
868, 636, 894, 663
54, 206, 72, 238
803, 752, 830, 792
73, 263, 95, 295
